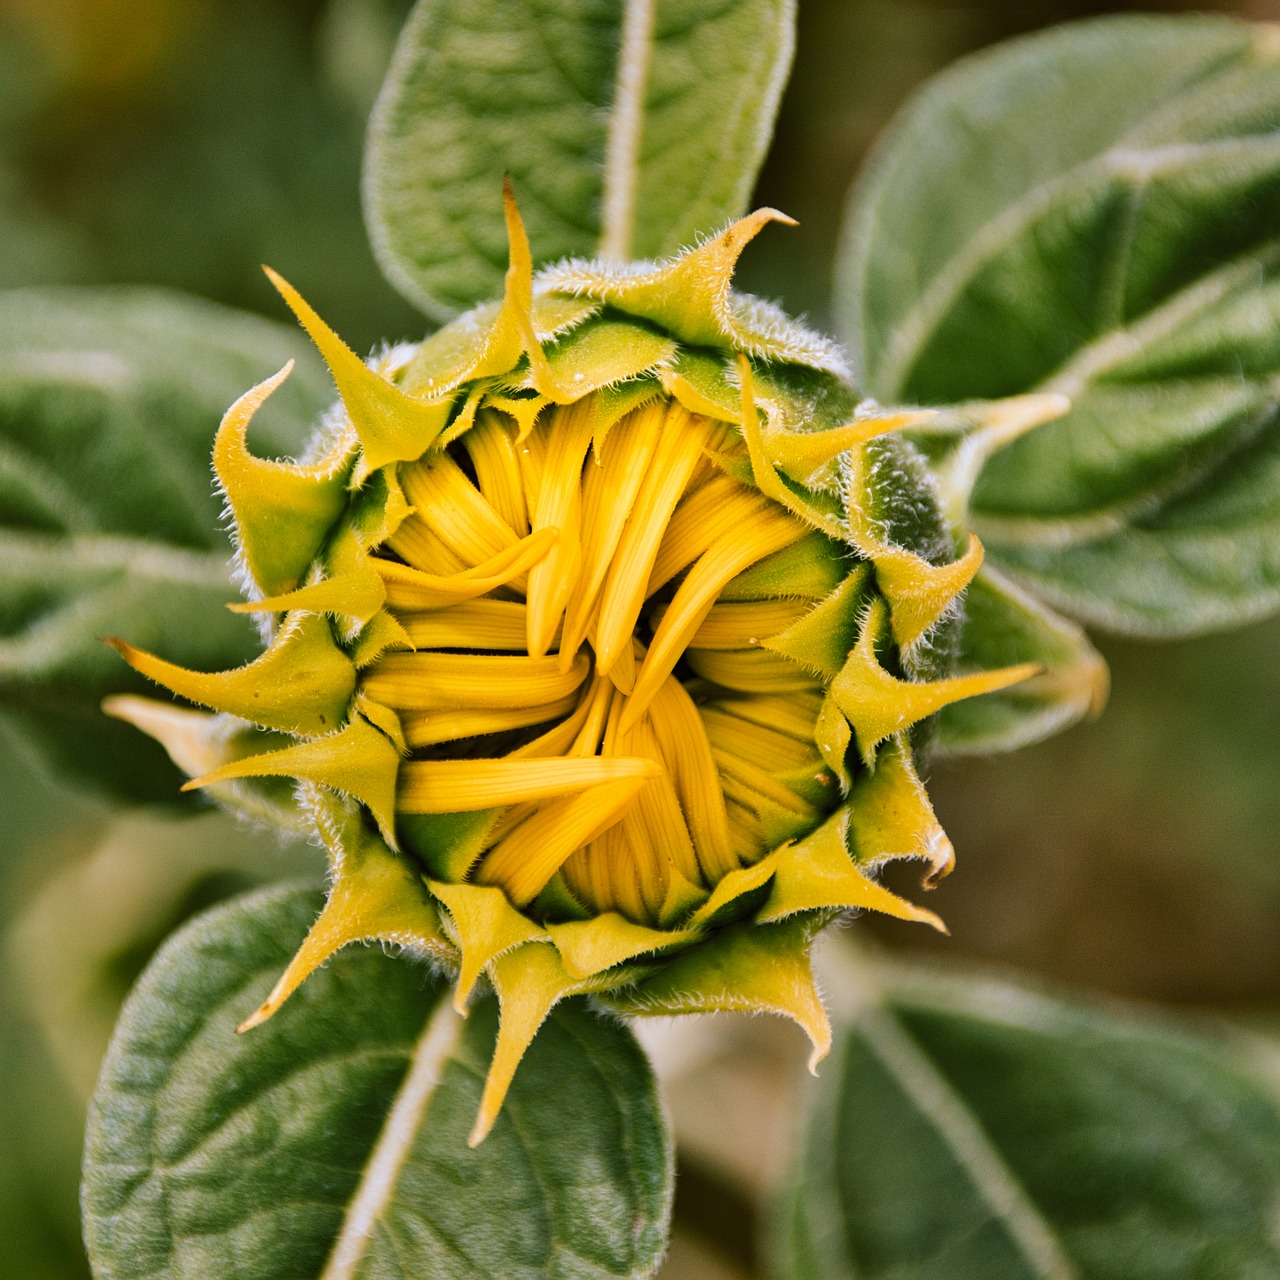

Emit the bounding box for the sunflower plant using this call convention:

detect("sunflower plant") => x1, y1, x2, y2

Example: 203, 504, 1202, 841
2, 2, 1278, 1277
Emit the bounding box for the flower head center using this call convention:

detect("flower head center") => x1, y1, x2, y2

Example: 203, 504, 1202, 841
363, 392, 839, 923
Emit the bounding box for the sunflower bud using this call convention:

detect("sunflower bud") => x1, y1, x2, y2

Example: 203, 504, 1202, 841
107, 184, 1038, 1144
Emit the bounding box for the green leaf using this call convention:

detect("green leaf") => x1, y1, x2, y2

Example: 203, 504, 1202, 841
774, 954, 1280, 1279
937, 566, 1108, 755
0, 287, 332, 801
837, 14, 1280, 635
365, 0, 796, 316
82, 883, 673, 1280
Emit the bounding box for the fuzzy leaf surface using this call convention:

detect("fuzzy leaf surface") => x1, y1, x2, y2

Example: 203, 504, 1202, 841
365, 0, 795, 315
82, 884, 673, 1280
775, 960, 1280, 1279
0, 287, 330, 800
839, 15, 1280, 635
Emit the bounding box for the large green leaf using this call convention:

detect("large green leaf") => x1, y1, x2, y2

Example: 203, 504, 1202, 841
82, 883, 673, 1280
0, 287, 331, 801
838, 15, 1280, 635
364, 0, 795, 316
774, 953, 1280, 1279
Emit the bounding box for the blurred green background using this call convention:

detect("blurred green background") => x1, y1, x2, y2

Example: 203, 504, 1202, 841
1, 2, 1277, 1276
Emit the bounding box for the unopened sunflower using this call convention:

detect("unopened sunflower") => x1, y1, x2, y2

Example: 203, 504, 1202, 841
106, 184, 1047, 1144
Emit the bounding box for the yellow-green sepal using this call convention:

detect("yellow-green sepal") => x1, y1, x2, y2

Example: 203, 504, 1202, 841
101, 696, 309, 833
830, 599, 1040, 768
547, 913, 698, 981
601, 915, 831, 1072
846, 735, 954, 886
238, 796, 449, 1033
761, 565, 872, 679
213, 363, 353, 598
399, 807, 502, 883
759, 808, 946, 931
108, 610, 356, 737
539, 210, 845, 374
719, 530, 850, 602
526, 318, 676, 403
180, 710, 403, 849
428, 879, 548, 1012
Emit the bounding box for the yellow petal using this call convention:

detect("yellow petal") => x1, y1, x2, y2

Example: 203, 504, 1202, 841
475, 774, 651, 906
399, 451, 521, 568
647, 676, 737, 885
462, 411, 530, 535
657, 598, 808, 650
562, 401, 665, 660
364, 650, 589, 713
595, 405, 716, 675
526, 398, 593, 657
399, 754, 660, 813
400, 697, 578, 749
625, 504, 804, 730
373, 527, 558, 609
398, 598, 534, 651
107, 610, 355, 736
646, 474, 768, 596
685, 646, 823, 694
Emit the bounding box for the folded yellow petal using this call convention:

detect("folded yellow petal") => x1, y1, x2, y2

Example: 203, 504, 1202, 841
475, 775, 650, 906
399, 753, 660, 813
374, 527, 558, 609
594, 404, 713, 674
364, 649, 589, 712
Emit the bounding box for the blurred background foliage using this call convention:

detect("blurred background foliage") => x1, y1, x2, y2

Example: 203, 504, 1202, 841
0, 1, 1277, 1277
